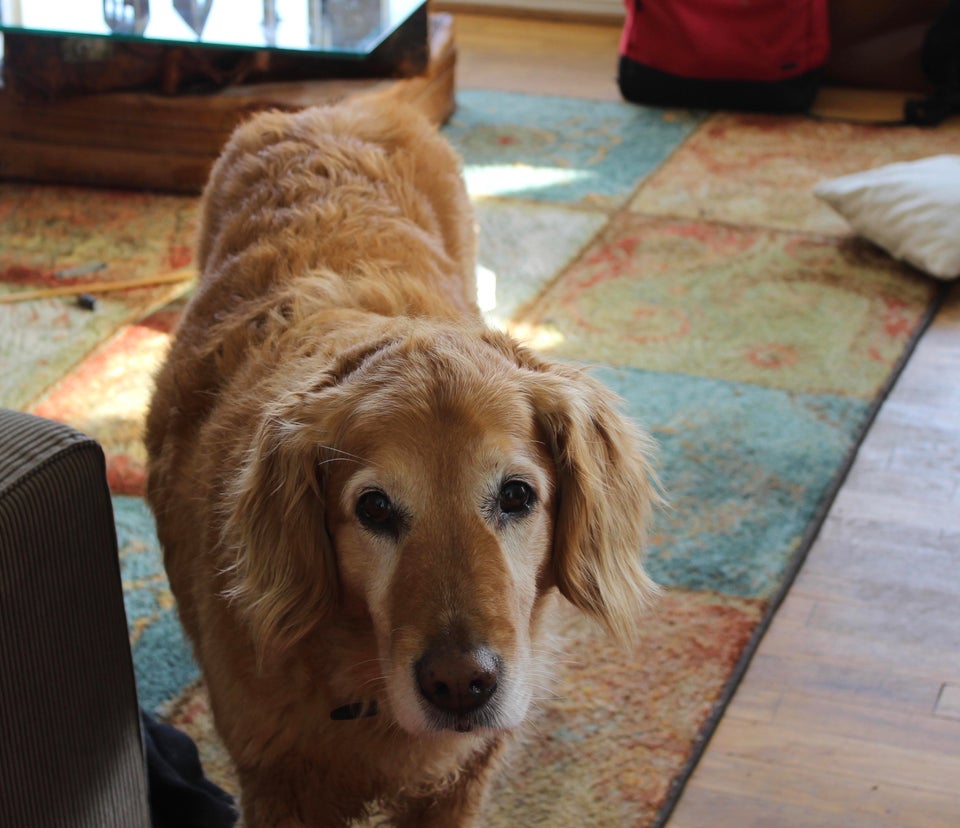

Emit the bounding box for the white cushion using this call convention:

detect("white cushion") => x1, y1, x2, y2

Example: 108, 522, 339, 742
814, 155, 960, 280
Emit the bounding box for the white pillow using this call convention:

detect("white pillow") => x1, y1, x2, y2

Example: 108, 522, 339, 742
814, 155, 960, 280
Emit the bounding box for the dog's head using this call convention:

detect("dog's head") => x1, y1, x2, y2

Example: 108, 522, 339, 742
221, 322, 660, 734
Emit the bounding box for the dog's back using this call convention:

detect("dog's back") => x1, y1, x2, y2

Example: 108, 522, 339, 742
196, 102, 477, 297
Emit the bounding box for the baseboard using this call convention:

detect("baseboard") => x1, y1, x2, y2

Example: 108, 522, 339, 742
434, 0, 624, 25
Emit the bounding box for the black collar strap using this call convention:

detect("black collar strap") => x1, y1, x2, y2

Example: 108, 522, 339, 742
330, 700, 379, 721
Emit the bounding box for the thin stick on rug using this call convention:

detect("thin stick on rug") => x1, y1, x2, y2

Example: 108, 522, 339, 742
0, 268, 196, 304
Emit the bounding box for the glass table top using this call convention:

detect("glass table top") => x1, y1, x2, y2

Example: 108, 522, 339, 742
0, 0, 426, 58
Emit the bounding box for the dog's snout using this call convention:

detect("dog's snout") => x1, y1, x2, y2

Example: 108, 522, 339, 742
415, 645, 501, 718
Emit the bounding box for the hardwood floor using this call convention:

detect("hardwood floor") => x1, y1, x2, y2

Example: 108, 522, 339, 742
451, 12, 960, 825
453, 11, 624, 101
668, 286, 960, 826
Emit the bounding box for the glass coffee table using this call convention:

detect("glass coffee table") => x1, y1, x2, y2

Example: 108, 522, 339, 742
1, 1, 427, 60
0, 1, 452, 191
1, 1, 430, 97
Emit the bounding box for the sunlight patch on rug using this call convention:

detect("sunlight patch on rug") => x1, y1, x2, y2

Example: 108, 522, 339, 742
446, 90, 704, 208
475, 199, 607, 326
464, 163, 593, 199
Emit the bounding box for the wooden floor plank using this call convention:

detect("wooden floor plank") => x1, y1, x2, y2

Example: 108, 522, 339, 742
698, 720, 960, 801
670, 754, 960, 828
726, 677, 956, 748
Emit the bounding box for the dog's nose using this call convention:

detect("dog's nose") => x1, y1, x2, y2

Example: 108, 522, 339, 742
415, 644, 500, 717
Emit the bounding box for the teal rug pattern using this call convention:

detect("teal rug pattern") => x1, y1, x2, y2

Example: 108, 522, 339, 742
114, 495, 197, 712
598, 365, 870, 596
4, 90, 950, 826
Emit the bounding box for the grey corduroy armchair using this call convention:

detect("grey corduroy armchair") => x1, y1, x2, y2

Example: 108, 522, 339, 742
0, 408, 151, 827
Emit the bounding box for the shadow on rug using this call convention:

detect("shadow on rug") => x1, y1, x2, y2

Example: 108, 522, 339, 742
2, 90, 954, 826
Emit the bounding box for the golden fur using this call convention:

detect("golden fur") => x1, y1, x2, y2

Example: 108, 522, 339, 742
146, 100, 660, 827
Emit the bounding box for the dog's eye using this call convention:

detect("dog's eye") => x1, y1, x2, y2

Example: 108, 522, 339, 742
356, 490, 397, 533
499, 480, 534, 515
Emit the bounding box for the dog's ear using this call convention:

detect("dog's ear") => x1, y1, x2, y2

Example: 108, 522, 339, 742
219, 336, 400, 660
519, 351, 662, 643
220, 405, 338, 660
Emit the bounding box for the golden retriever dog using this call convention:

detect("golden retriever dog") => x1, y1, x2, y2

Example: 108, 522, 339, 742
145, 99, 660, 827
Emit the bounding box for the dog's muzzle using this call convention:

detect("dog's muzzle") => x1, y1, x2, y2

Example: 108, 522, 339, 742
415, 644, 502, 733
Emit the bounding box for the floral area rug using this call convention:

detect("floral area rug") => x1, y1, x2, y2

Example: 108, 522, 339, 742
2, 90, 955, 826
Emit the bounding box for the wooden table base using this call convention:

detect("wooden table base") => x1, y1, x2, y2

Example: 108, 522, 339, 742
0, 13, 456, 193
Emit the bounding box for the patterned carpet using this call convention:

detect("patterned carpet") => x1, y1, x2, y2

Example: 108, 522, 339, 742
2, 90, 954, 826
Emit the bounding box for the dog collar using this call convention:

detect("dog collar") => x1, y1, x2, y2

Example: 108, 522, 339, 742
330, 700, 379, 721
